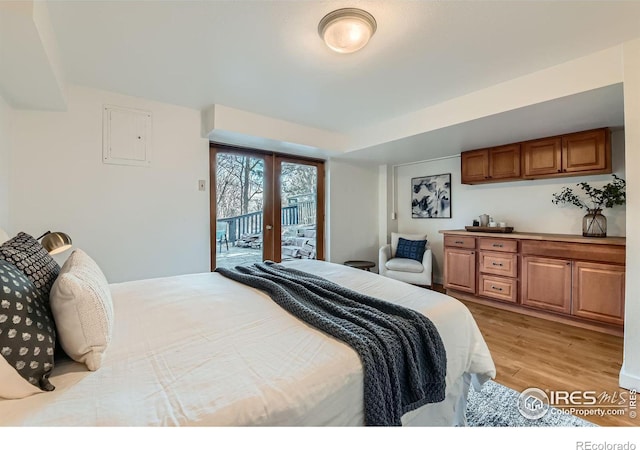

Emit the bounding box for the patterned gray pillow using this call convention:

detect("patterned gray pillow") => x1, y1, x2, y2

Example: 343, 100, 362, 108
0, 232, 61, 300
0, 259, 56, 393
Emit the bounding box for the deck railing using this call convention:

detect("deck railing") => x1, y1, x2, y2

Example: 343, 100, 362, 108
219, 203, 314, 244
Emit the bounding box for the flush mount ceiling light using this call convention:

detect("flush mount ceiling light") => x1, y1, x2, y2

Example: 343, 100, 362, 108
318, 8, 377, 54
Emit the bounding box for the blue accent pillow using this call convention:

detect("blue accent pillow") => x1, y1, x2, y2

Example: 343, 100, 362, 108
395, 237, 427, 262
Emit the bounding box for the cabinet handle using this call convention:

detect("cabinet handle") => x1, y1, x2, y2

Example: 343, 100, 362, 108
455, 240, 464, 244
557, 169, 562, 173
492, 243, 504, 248
491, 286, 503, 291
491, 262, 504, 267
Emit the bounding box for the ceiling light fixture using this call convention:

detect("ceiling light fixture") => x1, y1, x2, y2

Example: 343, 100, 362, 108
318, 8, 377, 54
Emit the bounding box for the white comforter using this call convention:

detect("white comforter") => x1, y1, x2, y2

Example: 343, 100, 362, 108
0, 260, 495, 426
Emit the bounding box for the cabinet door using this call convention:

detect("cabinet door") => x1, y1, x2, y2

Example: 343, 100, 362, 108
562, 129, 608, 173
521, 256, 571, 314
522, 137, 562, 177
461, 149, 489, 184
489, 144, 521, 180
572, 261, 625, 325
444, 248, 476, 293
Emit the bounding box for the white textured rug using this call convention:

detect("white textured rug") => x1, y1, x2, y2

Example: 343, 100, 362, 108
465, 380, 597, 427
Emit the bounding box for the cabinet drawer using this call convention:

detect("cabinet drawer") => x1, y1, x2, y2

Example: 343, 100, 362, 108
479, 274, 517, 303
478, 238, 517, 253
444, 235, 476, 249
521, 240, 625, 264
479, 251, 518, 277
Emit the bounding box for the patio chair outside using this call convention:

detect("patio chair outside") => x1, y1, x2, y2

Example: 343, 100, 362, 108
216, 221, 229, 253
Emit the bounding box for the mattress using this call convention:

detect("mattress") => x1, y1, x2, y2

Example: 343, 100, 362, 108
0, 260, 495, 426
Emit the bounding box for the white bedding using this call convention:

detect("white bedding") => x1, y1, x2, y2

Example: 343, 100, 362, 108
0, 260, 495, 426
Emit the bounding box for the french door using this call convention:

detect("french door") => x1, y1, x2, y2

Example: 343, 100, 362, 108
209, 144, 325, 270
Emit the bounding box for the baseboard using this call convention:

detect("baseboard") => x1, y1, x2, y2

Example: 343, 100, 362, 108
619, 365, 640, 390
448, 289, 624, 337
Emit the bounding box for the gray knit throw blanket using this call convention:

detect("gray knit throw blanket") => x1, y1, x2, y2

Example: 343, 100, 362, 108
215, 262, 447, 426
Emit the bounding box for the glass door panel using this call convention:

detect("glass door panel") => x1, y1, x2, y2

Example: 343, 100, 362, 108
280, 161, 318, 261
214, 152, 266, 269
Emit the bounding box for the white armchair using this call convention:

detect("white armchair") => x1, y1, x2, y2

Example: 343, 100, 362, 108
379, 232, 432, 287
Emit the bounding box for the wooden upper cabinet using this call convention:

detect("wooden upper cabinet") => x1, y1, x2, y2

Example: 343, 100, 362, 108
522, 137, 562, 177
461, 149, 489, 183
563, 129, 610, 174
490, 144, 521, 180
523, 128, 610, 178
462, 127, 611, 184
461, 145, 520, 184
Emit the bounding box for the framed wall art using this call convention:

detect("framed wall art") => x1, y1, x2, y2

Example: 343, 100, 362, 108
411, 173, 451, 218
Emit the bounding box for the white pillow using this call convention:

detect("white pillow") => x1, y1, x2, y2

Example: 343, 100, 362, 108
49, 249, 113, 371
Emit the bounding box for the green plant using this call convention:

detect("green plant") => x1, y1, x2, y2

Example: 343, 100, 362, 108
552, 174, 626, 210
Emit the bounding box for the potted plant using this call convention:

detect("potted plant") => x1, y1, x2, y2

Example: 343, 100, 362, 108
552, 174, 626, 237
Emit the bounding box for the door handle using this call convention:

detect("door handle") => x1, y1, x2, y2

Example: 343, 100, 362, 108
266, 225, 273, 230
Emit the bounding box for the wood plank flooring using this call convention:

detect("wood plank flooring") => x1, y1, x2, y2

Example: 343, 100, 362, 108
436, 285, 637, 426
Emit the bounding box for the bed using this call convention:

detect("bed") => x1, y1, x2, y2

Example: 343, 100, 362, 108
0, 256, 495, 426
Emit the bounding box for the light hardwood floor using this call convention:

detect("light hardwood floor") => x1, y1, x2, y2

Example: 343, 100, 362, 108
437, 285, 637, 427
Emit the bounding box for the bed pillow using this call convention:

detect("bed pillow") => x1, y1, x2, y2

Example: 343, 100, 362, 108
395, 237, 427, 262
0, 232, 61, 301
0, 259, 56, 399
49, 249, 113, 371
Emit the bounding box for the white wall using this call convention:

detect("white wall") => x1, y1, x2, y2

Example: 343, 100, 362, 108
10, 85, 210, 283
327, 159, 380, 269
351, 46, 623, 152
0, 94, 11, 230
391, 129, 626, 284
620, 39, 640, 391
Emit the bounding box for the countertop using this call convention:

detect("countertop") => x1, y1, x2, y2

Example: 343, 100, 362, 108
439, 229, 626, 246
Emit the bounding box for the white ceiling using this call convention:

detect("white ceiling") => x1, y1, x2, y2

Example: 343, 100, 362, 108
21, 1, 640, 161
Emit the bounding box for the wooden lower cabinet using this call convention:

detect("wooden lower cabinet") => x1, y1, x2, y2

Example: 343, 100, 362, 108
572, 261, 625, 326
521, 256, 571, 314
443, 247, 476, 293
441, 231, 626, 334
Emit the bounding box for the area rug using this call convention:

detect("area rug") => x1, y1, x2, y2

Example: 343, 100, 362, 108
465, 380, 597, 427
